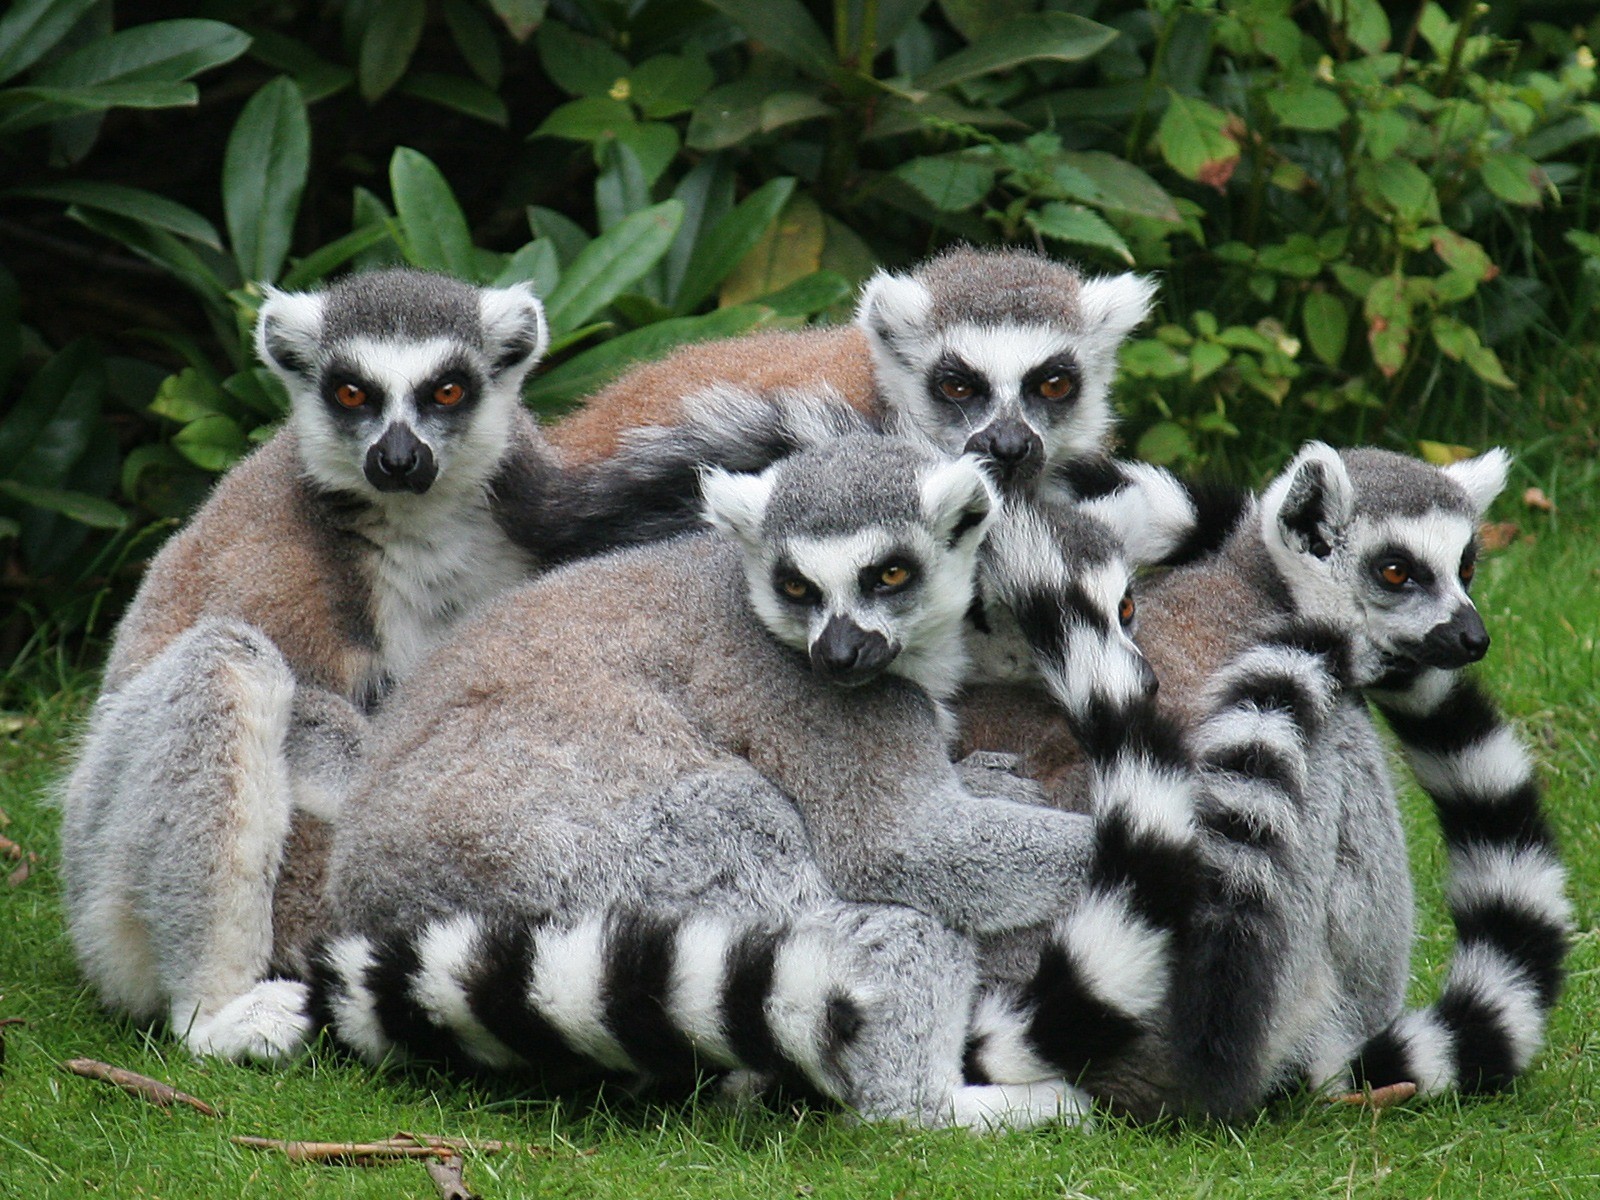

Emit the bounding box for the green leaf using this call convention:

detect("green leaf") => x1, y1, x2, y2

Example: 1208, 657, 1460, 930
1357, 109, 1413, 161
665, 156, 736, 303
1317, 0, 1390, 54
488, 0, 546, 41
224, 77, 310, 283
1265, 82, 1348, 131
594, 142, 652, 234
247, 29, 352, 103
0, 265, 17, 398
280, 224, 394, 290
719, 194, 825, 309
1301, 292, 1348, 367
399, 72, 509, 126
494, 239, 560, 297
1257, 238, 1323, 279
173, 413, 249, 472
1054, 151, 1179, 223
0, 0, 100, 84
937, 0, 1032, 43
915, 12, 1116, 92
1479, 151, 1543, 207
536, 21, 629, 98
1430, 316, 1514, 388
686, 82, 833, 151
357, 0, 424, 101
613, 122, 679, 187
628, 53, 715, 119
33, 19, 250, 87
1135, 421, 1194, 466
0, 82, 196, 134
675, 177, 796, 315
1364, 275, 1410, 378
525, 306, 775, 410
1359, 157, 1438, 223
1120, 339, 1189, 379
442, 0, 503, 89
543, 201, 684, 336
148, 367, 226, 423
1430, 229, 1494, 283
1024, 202, 1132, 265
0, 340, 103, 485
700, 0, 837, 83
390, 147, 476, 278
894, 156, 994, 213
1156, 92, 1240, 190
751, 270, 853, 318
527, 206, 590, 267
535, 96, 634, 142
1189, 340, 1230, 382
7, 181, 219, 248
0, 479, 126, 529
72, 208, 232, 306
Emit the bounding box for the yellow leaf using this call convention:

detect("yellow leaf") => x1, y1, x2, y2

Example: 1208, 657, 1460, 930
718, 194, 825, 308
1416, 439, 1475, 465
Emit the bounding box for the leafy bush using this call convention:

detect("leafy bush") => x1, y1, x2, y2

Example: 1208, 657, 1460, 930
2, 0, 1596, 668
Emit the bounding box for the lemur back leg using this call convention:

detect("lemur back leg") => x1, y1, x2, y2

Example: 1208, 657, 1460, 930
61, 619, 302, 1055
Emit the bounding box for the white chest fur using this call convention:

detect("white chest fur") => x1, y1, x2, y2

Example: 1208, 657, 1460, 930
362, 493, 533, 694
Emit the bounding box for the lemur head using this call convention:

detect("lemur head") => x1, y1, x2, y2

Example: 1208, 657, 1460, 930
1260, 441, 1509, 686
702, 433, 997, 702
255, 269, 548, 503
855, 246, 1155, 495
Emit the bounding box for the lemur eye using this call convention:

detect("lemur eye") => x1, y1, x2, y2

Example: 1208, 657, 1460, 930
1118, 593, 1136, 626
779, 577, 814, 602
1377, 561, 1410, 588
1037, 373, 1074, 401
938, 377, 974, 402
334, 383, 367, 408
878, 564, 912, 590
433, 382, 465, 406
1459, 560, 1476, 584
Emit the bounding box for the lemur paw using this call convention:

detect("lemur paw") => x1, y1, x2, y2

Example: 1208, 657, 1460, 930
185, 979, 312, 1062
947, 1080, 1094, 1132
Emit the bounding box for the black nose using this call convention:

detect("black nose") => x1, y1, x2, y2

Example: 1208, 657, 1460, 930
964, 421, 1042, 485
365, 424, 438, 494
810, 614, 895, 683
1418, 605, 1490, 668
1138, 656, 1160, 698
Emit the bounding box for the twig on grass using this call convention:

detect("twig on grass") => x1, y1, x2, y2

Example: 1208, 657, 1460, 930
232, 1132, 511, 1166
60, 1059, 220, 1116
425, 1155, 479, 1200
1328, 1081, 1417, 1109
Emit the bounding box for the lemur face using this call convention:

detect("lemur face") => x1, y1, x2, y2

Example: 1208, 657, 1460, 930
1262, 443, 1509, 686
855, 248, 1154, 496
256, 270, 548, 504
703, 435, 996, 702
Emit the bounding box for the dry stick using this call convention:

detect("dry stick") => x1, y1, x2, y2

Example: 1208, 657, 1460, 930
231, 1133, 513, 1166
60, 1059, 220, 1116
1329, 1081, 1418, 1109
424, 1156, 479, 1200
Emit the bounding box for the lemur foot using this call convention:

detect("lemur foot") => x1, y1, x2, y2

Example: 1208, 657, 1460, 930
185, 979, 312, 1062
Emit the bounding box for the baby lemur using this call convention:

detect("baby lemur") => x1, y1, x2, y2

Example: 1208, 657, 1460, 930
60, 269, 859, 1061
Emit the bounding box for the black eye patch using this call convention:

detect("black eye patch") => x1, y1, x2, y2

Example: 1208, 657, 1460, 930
927, 352, 989, 406
318, 360, 384, 418
1021, 357, 1080, 404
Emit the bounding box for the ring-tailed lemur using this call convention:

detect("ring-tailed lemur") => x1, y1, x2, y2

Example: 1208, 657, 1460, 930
547, 245, 1244, 564
59, 269, 867, 1063
959, 443, 1570, 1119
308, 439, 1234, 1128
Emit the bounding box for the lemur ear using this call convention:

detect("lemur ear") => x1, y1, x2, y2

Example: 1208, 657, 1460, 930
1262, 441, 1355, 561
254, 286, 325, 381
479, 283, 550, 380
701, 464, 778, 550
855, 268, 933, 349
921, 455, 997, 550
1077, 272, 1157, 342
1442, 447, 1510, 517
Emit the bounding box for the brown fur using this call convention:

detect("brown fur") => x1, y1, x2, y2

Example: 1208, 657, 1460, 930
544, 326, 878, 465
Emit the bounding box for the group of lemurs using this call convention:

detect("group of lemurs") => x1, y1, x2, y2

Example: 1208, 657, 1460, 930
59, 248, 1569, 1129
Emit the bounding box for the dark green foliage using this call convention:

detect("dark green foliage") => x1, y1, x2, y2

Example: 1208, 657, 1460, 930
2, 0, 1596, 665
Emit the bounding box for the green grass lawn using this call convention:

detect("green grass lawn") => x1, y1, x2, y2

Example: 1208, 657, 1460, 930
2, 511, 1596, 1200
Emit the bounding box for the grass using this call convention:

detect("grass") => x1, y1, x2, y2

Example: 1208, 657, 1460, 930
1, 504, 1596, 1200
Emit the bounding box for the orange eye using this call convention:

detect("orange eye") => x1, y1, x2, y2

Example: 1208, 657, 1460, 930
334, 383, 367, 408
1379, 561, 1410, 588
781, 578, 811, 601
879, 564, 912, 589
938, 377, 974, 402
1037, 373, 1074, 401
1118, 593, 1136, 626
1460, 560, 1476, 583
434, 382, 465, 406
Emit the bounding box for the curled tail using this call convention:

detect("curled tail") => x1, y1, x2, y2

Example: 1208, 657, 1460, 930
308, 908, 864, 1098
966, 502, 1205, 1090
1345, 672, 1570, 1096
529, 384, 877, 564
1058, 455, 1250, 568
1168, 621, 1352, 1119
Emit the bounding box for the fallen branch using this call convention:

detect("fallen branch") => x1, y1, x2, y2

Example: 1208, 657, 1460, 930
61, 1058, 219, 1116
1329, 1081, 1417, 1109
425, 1155, 479, 1200
232, 1132, 511, 1166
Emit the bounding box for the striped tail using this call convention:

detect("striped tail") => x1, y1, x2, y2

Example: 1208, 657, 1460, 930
1167, 621, 1352, 1120
1344, 671, 1570, 1096
307, 908, 865, 1099
965, 501, 1205, 1088
1058, 455, 1250, 568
